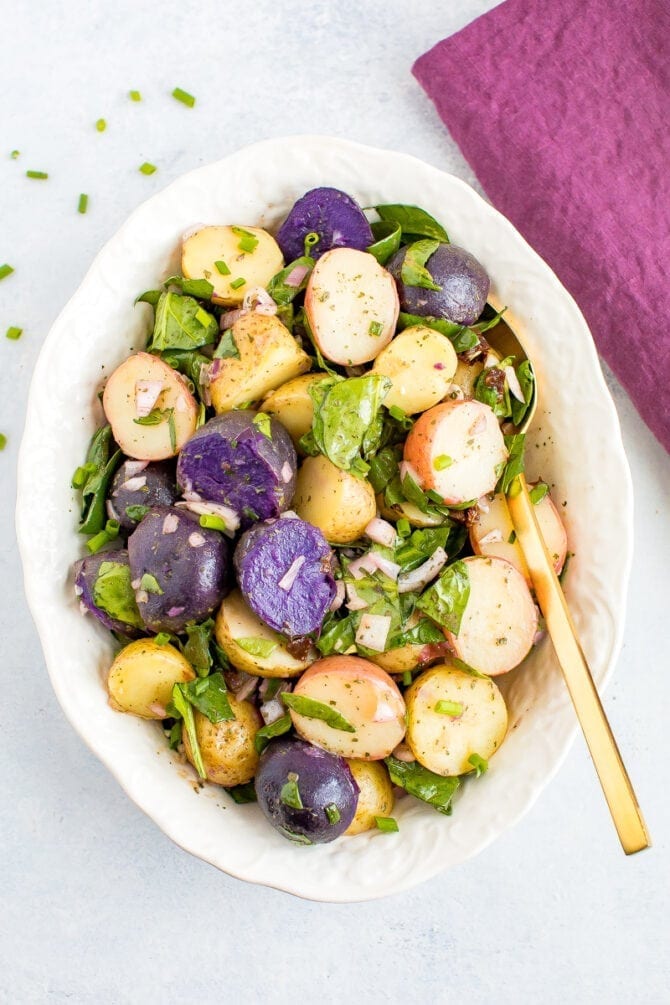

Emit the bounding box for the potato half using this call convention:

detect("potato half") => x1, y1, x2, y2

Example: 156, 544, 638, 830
107, 639, 195, 718
344, 760, 395, 835
261, 373, 325, 452
214, 589, 316, 678
293, 454, 376, 544
182, 225, 284, 306
182, 698, 261, 787
371, 325, 457, 414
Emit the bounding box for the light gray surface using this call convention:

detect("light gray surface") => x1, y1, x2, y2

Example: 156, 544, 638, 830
1, 1, 668, 1002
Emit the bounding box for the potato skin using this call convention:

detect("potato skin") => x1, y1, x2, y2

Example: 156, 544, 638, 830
182, 697, 262, 787
371, 325, 457, 414
107, 640, 195, 718
261, 373, 325, 452
344, 760, 394, 835
387, 243, 490, 326
182, 225, 284, 306
214, 589, 315, 678
293, 455, 376, 544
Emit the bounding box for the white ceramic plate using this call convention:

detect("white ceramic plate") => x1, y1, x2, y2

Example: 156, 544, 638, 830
17, 136, 632, 902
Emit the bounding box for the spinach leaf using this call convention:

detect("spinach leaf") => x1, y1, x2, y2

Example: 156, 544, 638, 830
135, 289, 162, 306
498, 433, 526, 494
529, 481, 549, 505
475, 365, 511, 419
92, 561, 143, 628
385, 755, 460, 815
340, 550, 403, 656
400, 239, 441, 291
169, 684, 206, 778
160, 348, 211, 394
254, 713, 292, 754
214, 329, 241, 360
397, 312, 479, 354
281, 692, 356, 732
151, 291, 218, 352
163, 275, 215, 299
75, 425, 123, 535
266, 256, 314, 305
373, 204, 449, 243
388, 617, 445, 649
183, 619, 214, 677
367, 445, 401, 495
181, 672, 234, 723
416, 560, 470, 635
237, 636, 278, 658
511, 360, 535, 427
366, 220, 402, 265
395, 524, 466, 572
316, 610, 357, 656
309, 374, 392, 474
226, 782, 257, 804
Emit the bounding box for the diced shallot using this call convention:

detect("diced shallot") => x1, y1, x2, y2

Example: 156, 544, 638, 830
355, 613, 391, 653
148, 702, 167, 718
119, 475, 147, 493
188, 532, 206, 548
175, 499, 240, 534
392, 741, 416, 763
504, 365, 525, 403
478, 529, 504, 545
233, 673, 258, 703
278, 555, 306, 591
135, 590, 149, 605
242, 286, 278, 316
397, 547, 448, 594
279, 510, 299, 520
345, 583, 369, 611
364, 517, 397, 548
208, 358, 222, 381
162, 513, 179, 535
280, 461, 293, 484
135, 379, 164, 417
260, 698, 285, 726
477, 496, 491, 514
399, 459, 421, 486
284, 263, 311, 288
123, 460, 149, 478
220, 308, 248, 330
329, 580, 346, 611
167, 606, 185, 618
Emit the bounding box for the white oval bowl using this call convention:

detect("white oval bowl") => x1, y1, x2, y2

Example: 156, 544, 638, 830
16, 136, 632, 902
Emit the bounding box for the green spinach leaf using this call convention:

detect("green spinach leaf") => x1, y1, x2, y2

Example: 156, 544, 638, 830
499, 433, 526, 494
397, 313, 479, 354
511, 360, 535, 428
309, 374, 392, 474
151, 291, 218, 352
400, 239, 442, 291
366, 220, 402, 264
385, 755, 460, 814
266, 256, 314, 305
75, 425, 122, 535
373, 204, 449, 243
254, 713, 292, 754
416, 559, 470, 635
92, 561, 143, 628
181, 672, 234, 723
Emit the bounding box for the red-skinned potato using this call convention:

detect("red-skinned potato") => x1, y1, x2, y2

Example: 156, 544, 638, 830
305, 248, 398, 365
445, 556, 537, 676
470, 487, 567, 581
103, 352, 197, 461
403, 399, 507, 505
288, 655, 406, 760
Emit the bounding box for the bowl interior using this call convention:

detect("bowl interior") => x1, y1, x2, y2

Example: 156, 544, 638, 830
16, 136, 632, 901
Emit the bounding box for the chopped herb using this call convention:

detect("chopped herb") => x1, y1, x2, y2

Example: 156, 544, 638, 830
508, 529, 517, 544
92, 560, 143, 628
435, 700, 463, 717
416, 560, 470, 635
366, 220, 402, 265
499, 433, 526, 495
129, 90, 142, 101
180, 672, 234, 723
237, 636, 278, 658
468, 753, 489, 776
529, 482, 549, 505
397, 312, 479, 354
315, 611, 356, 656
182, 619, 214, 677
199, 514, 227, 532
254, 713, 292, 754
281, 692, 356, 732
396, 517, 411, 538
86, 519, 121, 554
401, 238, 441, 291
139, 162, 157, 175
242, 506, 259, 522
227, 782, 257, 804
229, 276, 246, 290
125, 504, 150, 522
26, 170, 48, 180
402, 670, 413, 687
0, 433, 6, 450
168, 720, 182, 748
390, 617, 445, 649
308, 374, 391, 475
10, 150, 20, 159
75, 425, 122, 535
214, 328, 240, 359
0, 264, 15, 281
325, 803, 341, 825
170, 684, 205, 778
385, 755, 460, 814
77, 193, 88, 214
95, 118, 106, 132
303, 231, 320, 256
511, 360, 535, 428
231, 226, 259, 254
374, 816, 399, 833
368, 320, 384, 337
133, 407, 169, 427
373, 204, 449, 243
5, 326, 22, 340
433, 454, 453, 471
154, 632, 171, 645
172, 87, 196, 107
214, 259, 231, 275
252, 412, 272, 440
139, 572, 163, 595
163, 275, 214, 299
280, 773, 304, 810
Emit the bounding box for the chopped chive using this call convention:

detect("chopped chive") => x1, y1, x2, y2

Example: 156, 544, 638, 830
468, 753, 489, 776
389, 404, 410, 423
71, 463, 96, 490
433, 454, 453, 470
214, 260, 231, 275
435, 700, 463, 717
396, 517, 411, 538
325, 804, 340, 825
0, 433, 6, 450
78, 193, 88, 215
508, 529, 517, 544
154, 632, 171, 646
10, 150, 20, 159
231, 226, 259, 254
280, 773, 303, 810
0, 264, 14, 281
129, 90, 142, 102
529, 481, 549, 505
172, 87, 196, 108
139, 162, 157, 175
374, 816, 399, 833
26, 170, 48, 179
402, 670, 412, 687
125, 504, 149, 521
105, 519, 120, 539
86, 529, 110, 553
199, 514, 227, 532
6, 326, 22, 340
368, 320, 383, 337
230, 277, 246, 290
95, 119, 107, 132
303, 231, 320, 255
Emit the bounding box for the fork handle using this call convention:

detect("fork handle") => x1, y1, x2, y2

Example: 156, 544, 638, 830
507, 475, 650, 854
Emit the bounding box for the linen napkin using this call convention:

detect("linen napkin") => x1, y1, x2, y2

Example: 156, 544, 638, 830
413, 0, 670, 453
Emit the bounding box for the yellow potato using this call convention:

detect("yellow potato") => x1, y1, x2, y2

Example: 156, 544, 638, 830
182, 697, 261, 787
214, 589, 316, 678
107, 640, 195, 718
210, 312, 310, 412
261, 373, 325, 451
182, 225, 284, 306
405, 664, 508, 776
368, 613, 425, 674
371, 325, 457, 414
344, 760, 395, 835
293, 455, 376, 544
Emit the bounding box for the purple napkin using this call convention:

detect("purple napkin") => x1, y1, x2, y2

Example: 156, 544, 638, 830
414, 0, 670, 452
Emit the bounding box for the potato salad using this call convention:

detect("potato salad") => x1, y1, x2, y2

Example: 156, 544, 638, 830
71, 187, 567, 845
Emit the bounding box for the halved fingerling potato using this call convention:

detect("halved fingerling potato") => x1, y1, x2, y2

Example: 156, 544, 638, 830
182, 225, 284, 306
210, 313, 311, 412
445, 556, 538, 676
470, 492, 531, 583
102, 352, 198, 460
182, 697, 261, 786
293, 454, 377, 544
404, 399, 507, 505
344, 760, 395, 835
405, 664, 508, 776
107, 639, 195, 718
261, 373, 325, 451
305, 248, 399, 365
371, 325, 457, 414
214, 589, 316, 678
289, 655, 406, 760
532, 485, 568, 574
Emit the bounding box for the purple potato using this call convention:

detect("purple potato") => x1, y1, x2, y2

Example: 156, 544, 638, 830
107, 460, 178, 530
177, 411, 297, 529
127, 505, 229, 633
234, 517, 336, 637
387, 242, 490, 326
276, 187, 374, 262
74, 549, 144, 636
255, 738, 359, 844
